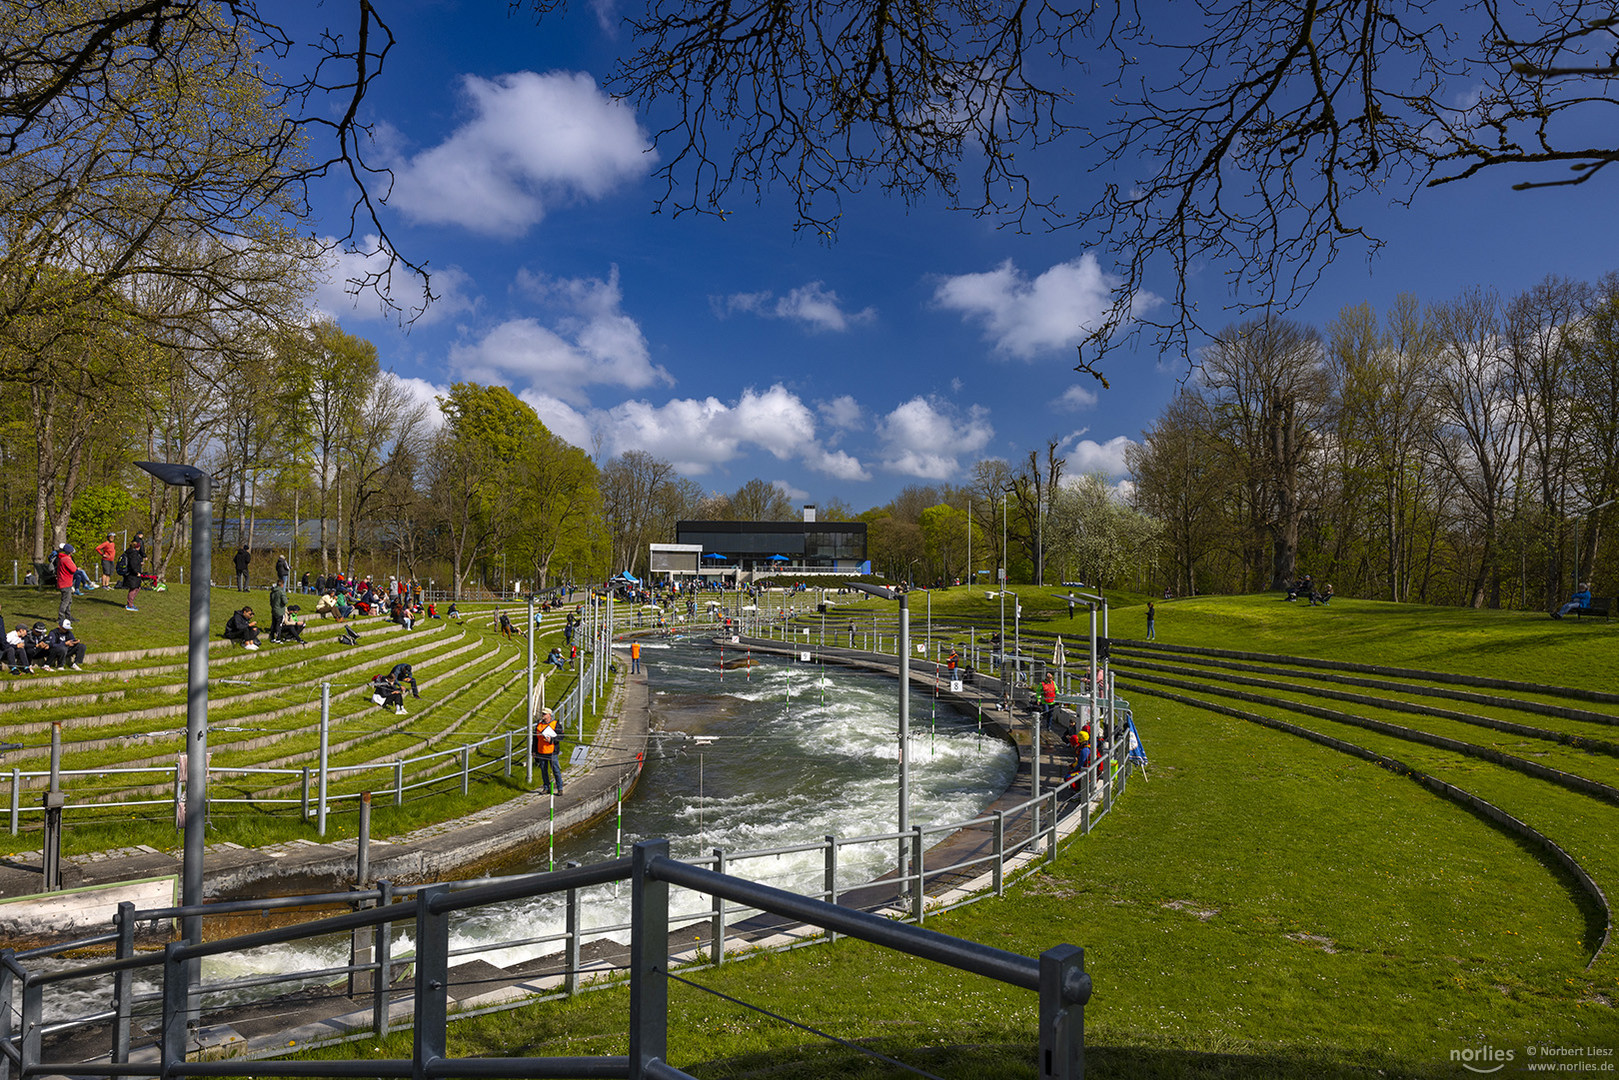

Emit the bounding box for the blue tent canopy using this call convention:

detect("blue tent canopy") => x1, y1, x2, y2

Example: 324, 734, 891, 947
768, 554, 789, 562
703, 552, 727, 560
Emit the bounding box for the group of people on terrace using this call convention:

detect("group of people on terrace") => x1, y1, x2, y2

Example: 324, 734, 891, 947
0, 608, 86, 673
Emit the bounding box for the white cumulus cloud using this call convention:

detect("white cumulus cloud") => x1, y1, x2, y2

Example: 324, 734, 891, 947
1061, 434, 1137, 477
717, 281, 875, 332
876, 397, 993, 480
818, 395, 863, 430
387, 71, 651, 235
1056, 383, 1099, 411
933, 254, 1126, 359
450, 267, 670, 405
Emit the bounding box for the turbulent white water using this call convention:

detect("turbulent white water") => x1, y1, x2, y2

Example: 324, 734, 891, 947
49, 638, 1018, 1023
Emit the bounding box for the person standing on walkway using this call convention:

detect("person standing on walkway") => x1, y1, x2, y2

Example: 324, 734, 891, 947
534, 708, 563, 794
1146, 601, 1156, 641
96, 533, 117, 588
630, 639, 641, 674
1039, 672, 1058, 729
121, 534, 145, 610
233, 543, 252, 591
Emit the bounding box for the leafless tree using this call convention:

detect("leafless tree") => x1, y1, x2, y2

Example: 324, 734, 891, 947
1201, 319, 1330, 591
1428, 289, 1522, 608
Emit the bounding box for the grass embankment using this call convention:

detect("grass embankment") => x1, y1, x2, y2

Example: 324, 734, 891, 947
282, 590, 1616, 1079
0, 584, 609, 857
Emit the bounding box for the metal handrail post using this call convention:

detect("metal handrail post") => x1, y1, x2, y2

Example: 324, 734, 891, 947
0, 950, 13, 1080
413, 885, 450, 1080
710, 849, 727, 965
460, 747, 470, 795
1045, 791, 1058, 863
1038, 944, 1090, 1080
317, 684, 330, 837
565, 876, 581, 996
629, 839, 670, 1078
910, 827, 925, 922
823, 837, 838, 943
373, 880, 393, 1039
993, 810, 1006, 896
19, 974, 40, 1073
160, 940, 186, 1070
112, 902, 135, 1063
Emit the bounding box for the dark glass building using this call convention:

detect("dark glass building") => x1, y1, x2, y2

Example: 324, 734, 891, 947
674, 508, 867, 574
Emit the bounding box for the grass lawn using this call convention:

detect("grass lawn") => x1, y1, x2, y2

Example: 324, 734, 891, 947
279, 591, 1616, 1079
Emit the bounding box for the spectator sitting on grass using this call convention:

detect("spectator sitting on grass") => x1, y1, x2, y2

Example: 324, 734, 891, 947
46, 623, 85, 670
315, 591, 338, 618
223, 606, 260, 650
371, 671, 406, 715
546, 646, 566, 670
336, 592, 354, 620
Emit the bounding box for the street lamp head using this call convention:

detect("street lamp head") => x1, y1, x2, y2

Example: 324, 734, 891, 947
134, 461, 209, 488
846, 581, 899, 601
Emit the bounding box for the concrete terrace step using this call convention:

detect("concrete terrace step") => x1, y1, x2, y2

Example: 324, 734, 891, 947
40, 641, 519, 804
2, 625, 465, 756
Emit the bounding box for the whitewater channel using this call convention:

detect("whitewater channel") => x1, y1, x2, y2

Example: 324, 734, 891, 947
57, 638, 1018, 1021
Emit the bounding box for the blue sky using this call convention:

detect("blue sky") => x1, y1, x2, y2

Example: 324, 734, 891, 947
293, 1, 1619, 512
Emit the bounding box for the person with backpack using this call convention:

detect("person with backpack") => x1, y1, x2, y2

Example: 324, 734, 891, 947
222, 606, 261, 650
52, 544, 79, 626
371, 671, 405, 714
119, 534, 144, 611
533, 708, 563, 795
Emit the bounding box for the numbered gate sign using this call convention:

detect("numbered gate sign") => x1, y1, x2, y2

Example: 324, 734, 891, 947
949, 678, 964, 693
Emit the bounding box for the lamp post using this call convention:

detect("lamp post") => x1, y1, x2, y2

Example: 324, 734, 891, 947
846, 581, 910, 896
134, 461, 211, 1032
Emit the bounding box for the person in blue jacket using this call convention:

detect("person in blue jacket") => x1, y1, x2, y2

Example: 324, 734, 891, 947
1552, 583, 1593, 619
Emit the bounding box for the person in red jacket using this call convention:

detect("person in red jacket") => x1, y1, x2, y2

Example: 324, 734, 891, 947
54, 544, 79, 626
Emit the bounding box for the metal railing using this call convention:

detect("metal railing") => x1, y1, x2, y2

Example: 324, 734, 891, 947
0, 839, 1092, 1079
0, 730, 1131, 1068
4, 634, 615, 838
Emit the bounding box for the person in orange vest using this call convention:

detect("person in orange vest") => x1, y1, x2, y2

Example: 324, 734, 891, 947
1040, 672, 1058, 730
534, 708, 563, 795
630, 639, 642, 674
